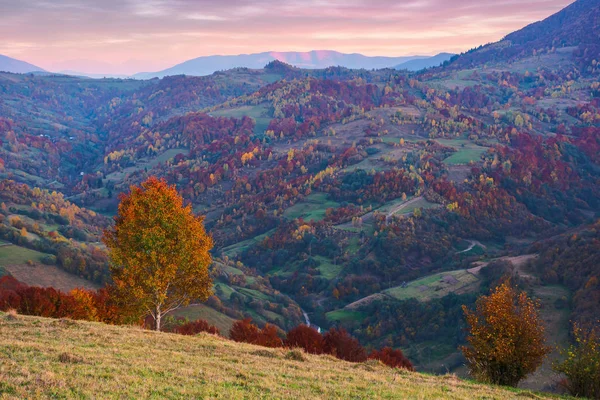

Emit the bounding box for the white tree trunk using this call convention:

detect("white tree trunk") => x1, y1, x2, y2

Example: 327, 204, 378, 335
155, 307, 162, 331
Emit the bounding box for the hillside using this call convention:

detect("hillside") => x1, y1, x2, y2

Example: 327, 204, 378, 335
134, 51, 428, 79
395, 53, 454, 71
449, 0, 600, 68
0, 55, 45, 74
0, 0, 599, 384
0, 312, 561, 399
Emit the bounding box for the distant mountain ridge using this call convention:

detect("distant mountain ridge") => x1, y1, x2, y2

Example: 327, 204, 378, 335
133, 50, 436, 79
449, 0, 600, 68
394, 53, 455, 71
0, 55, 46, 74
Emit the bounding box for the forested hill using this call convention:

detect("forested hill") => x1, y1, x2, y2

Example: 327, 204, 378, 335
0, 0, 599, 386
448, 0, 600, 69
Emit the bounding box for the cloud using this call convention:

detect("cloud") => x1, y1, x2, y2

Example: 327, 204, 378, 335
0, 0, 575, 74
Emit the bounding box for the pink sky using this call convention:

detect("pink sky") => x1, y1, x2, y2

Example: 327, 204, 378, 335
0, 0, 574, 75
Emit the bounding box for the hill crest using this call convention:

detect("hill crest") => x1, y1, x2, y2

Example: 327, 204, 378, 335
0, 312, 558, 399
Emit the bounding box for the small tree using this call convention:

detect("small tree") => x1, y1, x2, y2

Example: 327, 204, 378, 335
230, 318, 283, 348
461, 280, 550, 386
369, 347, 414, 371
323, 327, 367, 362
285, 324, 324, 354
553, 324, 600, 399
103, 177, 213, 331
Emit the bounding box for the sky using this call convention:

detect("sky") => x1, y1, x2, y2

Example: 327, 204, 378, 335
0, 0, 574, 75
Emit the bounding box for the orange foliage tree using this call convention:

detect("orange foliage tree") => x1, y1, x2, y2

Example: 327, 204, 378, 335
103, 177, 213, 331
461, 280, 550, 386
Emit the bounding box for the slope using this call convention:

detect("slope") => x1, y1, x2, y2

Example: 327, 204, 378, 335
449, 0, 600, 68
134, 50, 427, 79
0, 312, 560, 399
0, 55, 45, 74
395, 53, 455, 71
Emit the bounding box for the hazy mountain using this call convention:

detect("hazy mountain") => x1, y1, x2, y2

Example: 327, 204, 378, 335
0, 55, 45, 74
394, 53, 455, 71
133, 50, 430, 79
57, 70, 131, 79
449, 0, 600, 68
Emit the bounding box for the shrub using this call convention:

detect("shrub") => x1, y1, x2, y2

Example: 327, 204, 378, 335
285, 350, 306, 362
461, 280, 550, 387
230, 318, 283, 348
0, 280, 122, 324
368, 347, 414, 371
285, 324, 324, 354
255, 323, 283, 348
230, 318, 261, 344
553, 324, 600, 399
171, 319, 220, 336
323, 327, 367, 362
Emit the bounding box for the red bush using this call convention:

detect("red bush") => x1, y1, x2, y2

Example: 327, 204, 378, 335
323, 327, 367, 362
230, 318, 261, 343
230, 318, 283, 348
256, 323, 283, 348
0, 280, 122, 324
172, 319, 220, 336
368, 347, 414, 371
285, 324, 324, 354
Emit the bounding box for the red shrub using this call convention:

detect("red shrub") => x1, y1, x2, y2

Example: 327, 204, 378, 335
285, 324, 324, 354
323, 327, 367, 362
256, 323, 284, 348
368, 347, 414, 371
0, 275, 24, 292
172, 319, 220, 336
230, 318, 283, 348
230, 318, 261, 344
0, 280, 123, 324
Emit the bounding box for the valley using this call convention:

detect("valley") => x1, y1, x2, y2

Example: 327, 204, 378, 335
0, 0, 599, 396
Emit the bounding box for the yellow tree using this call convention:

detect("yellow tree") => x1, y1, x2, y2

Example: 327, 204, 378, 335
103, 177, 213, 331
461, 280, 550, 386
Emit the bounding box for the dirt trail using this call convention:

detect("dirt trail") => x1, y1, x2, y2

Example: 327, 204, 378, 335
386, 196, 423, 219
457, 240, 486, 254
467, 254, 538, 275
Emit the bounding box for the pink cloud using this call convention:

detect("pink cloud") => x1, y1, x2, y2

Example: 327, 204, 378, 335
0, 0, 575, 75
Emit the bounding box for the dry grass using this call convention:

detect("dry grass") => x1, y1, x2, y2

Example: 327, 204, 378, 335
0, 312, 563, 399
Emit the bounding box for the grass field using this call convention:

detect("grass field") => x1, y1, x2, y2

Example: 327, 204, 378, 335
0, 244, 46, 265
0, 313, 558, 399
391, 197, 439, 216
314, 256, 343, 280
325, 310, 367, 323
221, 229, 276, 257
435, 139, 489, 165
170, 303, 237, 335
384, 269, 480, 302
283, 193, 340, 222
211, 105, 272, 134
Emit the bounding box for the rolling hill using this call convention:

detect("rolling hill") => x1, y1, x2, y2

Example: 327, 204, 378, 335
449, 0, 600, 68
133, 50, 430, 79
0, 54, 45, 74
0, 0, 598, 391
395, 53, 455, 71
0, 311, 560, 399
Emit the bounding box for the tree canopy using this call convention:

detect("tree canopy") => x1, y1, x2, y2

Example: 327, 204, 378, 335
103, 177, 213, 331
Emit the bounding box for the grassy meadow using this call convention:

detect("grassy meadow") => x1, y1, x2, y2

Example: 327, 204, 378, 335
0, 312, 563, 399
